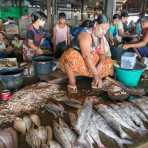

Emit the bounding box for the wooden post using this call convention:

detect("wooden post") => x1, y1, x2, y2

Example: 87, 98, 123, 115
47, 0, 52, 30
81, 0, 84, 21
105, 0, 115, 19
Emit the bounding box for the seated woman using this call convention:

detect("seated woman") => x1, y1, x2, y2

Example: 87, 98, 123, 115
60, 15, 113, 93
108, 14, 120, 46
123, 16, 148, 58
23, 11, 47, 61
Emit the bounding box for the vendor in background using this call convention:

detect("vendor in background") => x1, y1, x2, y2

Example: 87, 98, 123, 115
60, 16, 113, 94
123, 16, 148, 58
108, 14, 120, 46
23, 11, 47, 61
117, 11, 131, 42
0, 31, 14, 58
12, 34, 23, 50
53, 13, 71, 58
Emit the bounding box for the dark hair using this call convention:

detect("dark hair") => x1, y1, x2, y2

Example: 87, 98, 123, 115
80, 20, 95, 28
59, 13, 66, 19
113, 14, 120, 20
31, 11, 47, 23
95, 15, 108, 24
121, 11, 128, 17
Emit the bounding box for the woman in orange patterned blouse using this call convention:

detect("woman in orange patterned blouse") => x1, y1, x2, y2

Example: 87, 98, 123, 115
60, 15, 113, 93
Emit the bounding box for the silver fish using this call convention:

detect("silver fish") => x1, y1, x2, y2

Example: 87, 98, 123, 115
87, 119, 106, 148
130, 98, 148, 118
95, 104, 136, 133
110, 104, 142, 131
128, 103, 148, 123
118, 103, 147, 132
92, 111, 132, 148
75, 99, 93, 145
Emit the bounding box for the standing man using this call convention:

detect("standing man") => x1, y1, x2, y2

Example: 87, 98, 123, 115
53, 13, 71, 58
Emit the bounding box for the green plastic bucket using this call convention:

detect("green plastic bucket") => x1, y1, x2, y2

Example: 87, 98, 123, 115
114, 63, 146, 87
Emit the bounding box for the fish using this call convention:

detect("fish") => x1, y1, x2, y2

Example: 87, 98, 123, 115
87, 119, 106, 148
49, 140, 62, 148
63, 99, 82, 109
95, 104, 137, 134
59, 118, 77, 144
118, 103, 147, 133
109, 104, 143, 134
53, 119, 76, 148
75, 99, 93, 145
130, 98, 148, 118
44, 102, 65, 118
128, 103, 148, 123
92, 111, 133, 148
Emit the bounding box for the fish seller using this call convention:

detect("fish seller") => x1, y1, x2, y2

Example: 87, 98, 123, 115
123, 16, 148, 58
60, 15, 113, 93
23, 11, 47, 61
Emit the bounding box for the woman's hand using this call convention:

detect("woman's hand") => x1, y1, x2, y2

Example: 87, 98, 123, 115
123, 44, 131, 49
92, 74, 103, 89
35, 49, 44, 55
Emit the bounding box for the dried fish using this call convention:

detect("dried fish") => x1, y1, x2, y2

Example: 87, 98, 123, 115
44, 102, 65, 118
63, 99, 82, 109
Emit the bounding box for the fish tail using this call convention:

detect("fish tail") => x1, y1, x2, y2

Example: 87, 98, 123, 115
120, 139, 133, 145
120, 131, 132, 140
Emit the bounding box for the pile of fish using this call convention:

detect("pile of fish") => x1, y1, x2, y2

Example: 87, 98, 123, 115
44, 97, 148, 148
0, 82, 66, 125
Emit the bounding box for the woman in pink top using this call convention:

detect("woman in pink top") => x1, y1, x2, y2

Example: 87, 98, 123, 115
53, 13, 71, 58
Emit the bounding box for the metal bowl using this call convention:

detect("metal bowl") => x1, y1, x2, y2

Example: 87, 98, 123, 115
107, 89, 129, 101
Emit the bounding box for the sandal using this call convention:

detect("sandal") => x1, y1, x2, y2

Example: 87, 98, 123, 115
67, 85, 78, 94
91, 80, 102, 89
91, 81, 99, 89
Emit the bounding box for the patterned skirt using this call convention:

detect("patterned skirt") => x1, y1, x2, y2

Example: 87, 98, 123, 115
60, 48, 113, 78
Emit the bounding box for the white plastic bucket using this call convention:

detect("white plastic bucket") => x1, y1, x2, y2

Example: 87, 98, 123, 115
121, 52, 137, 69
